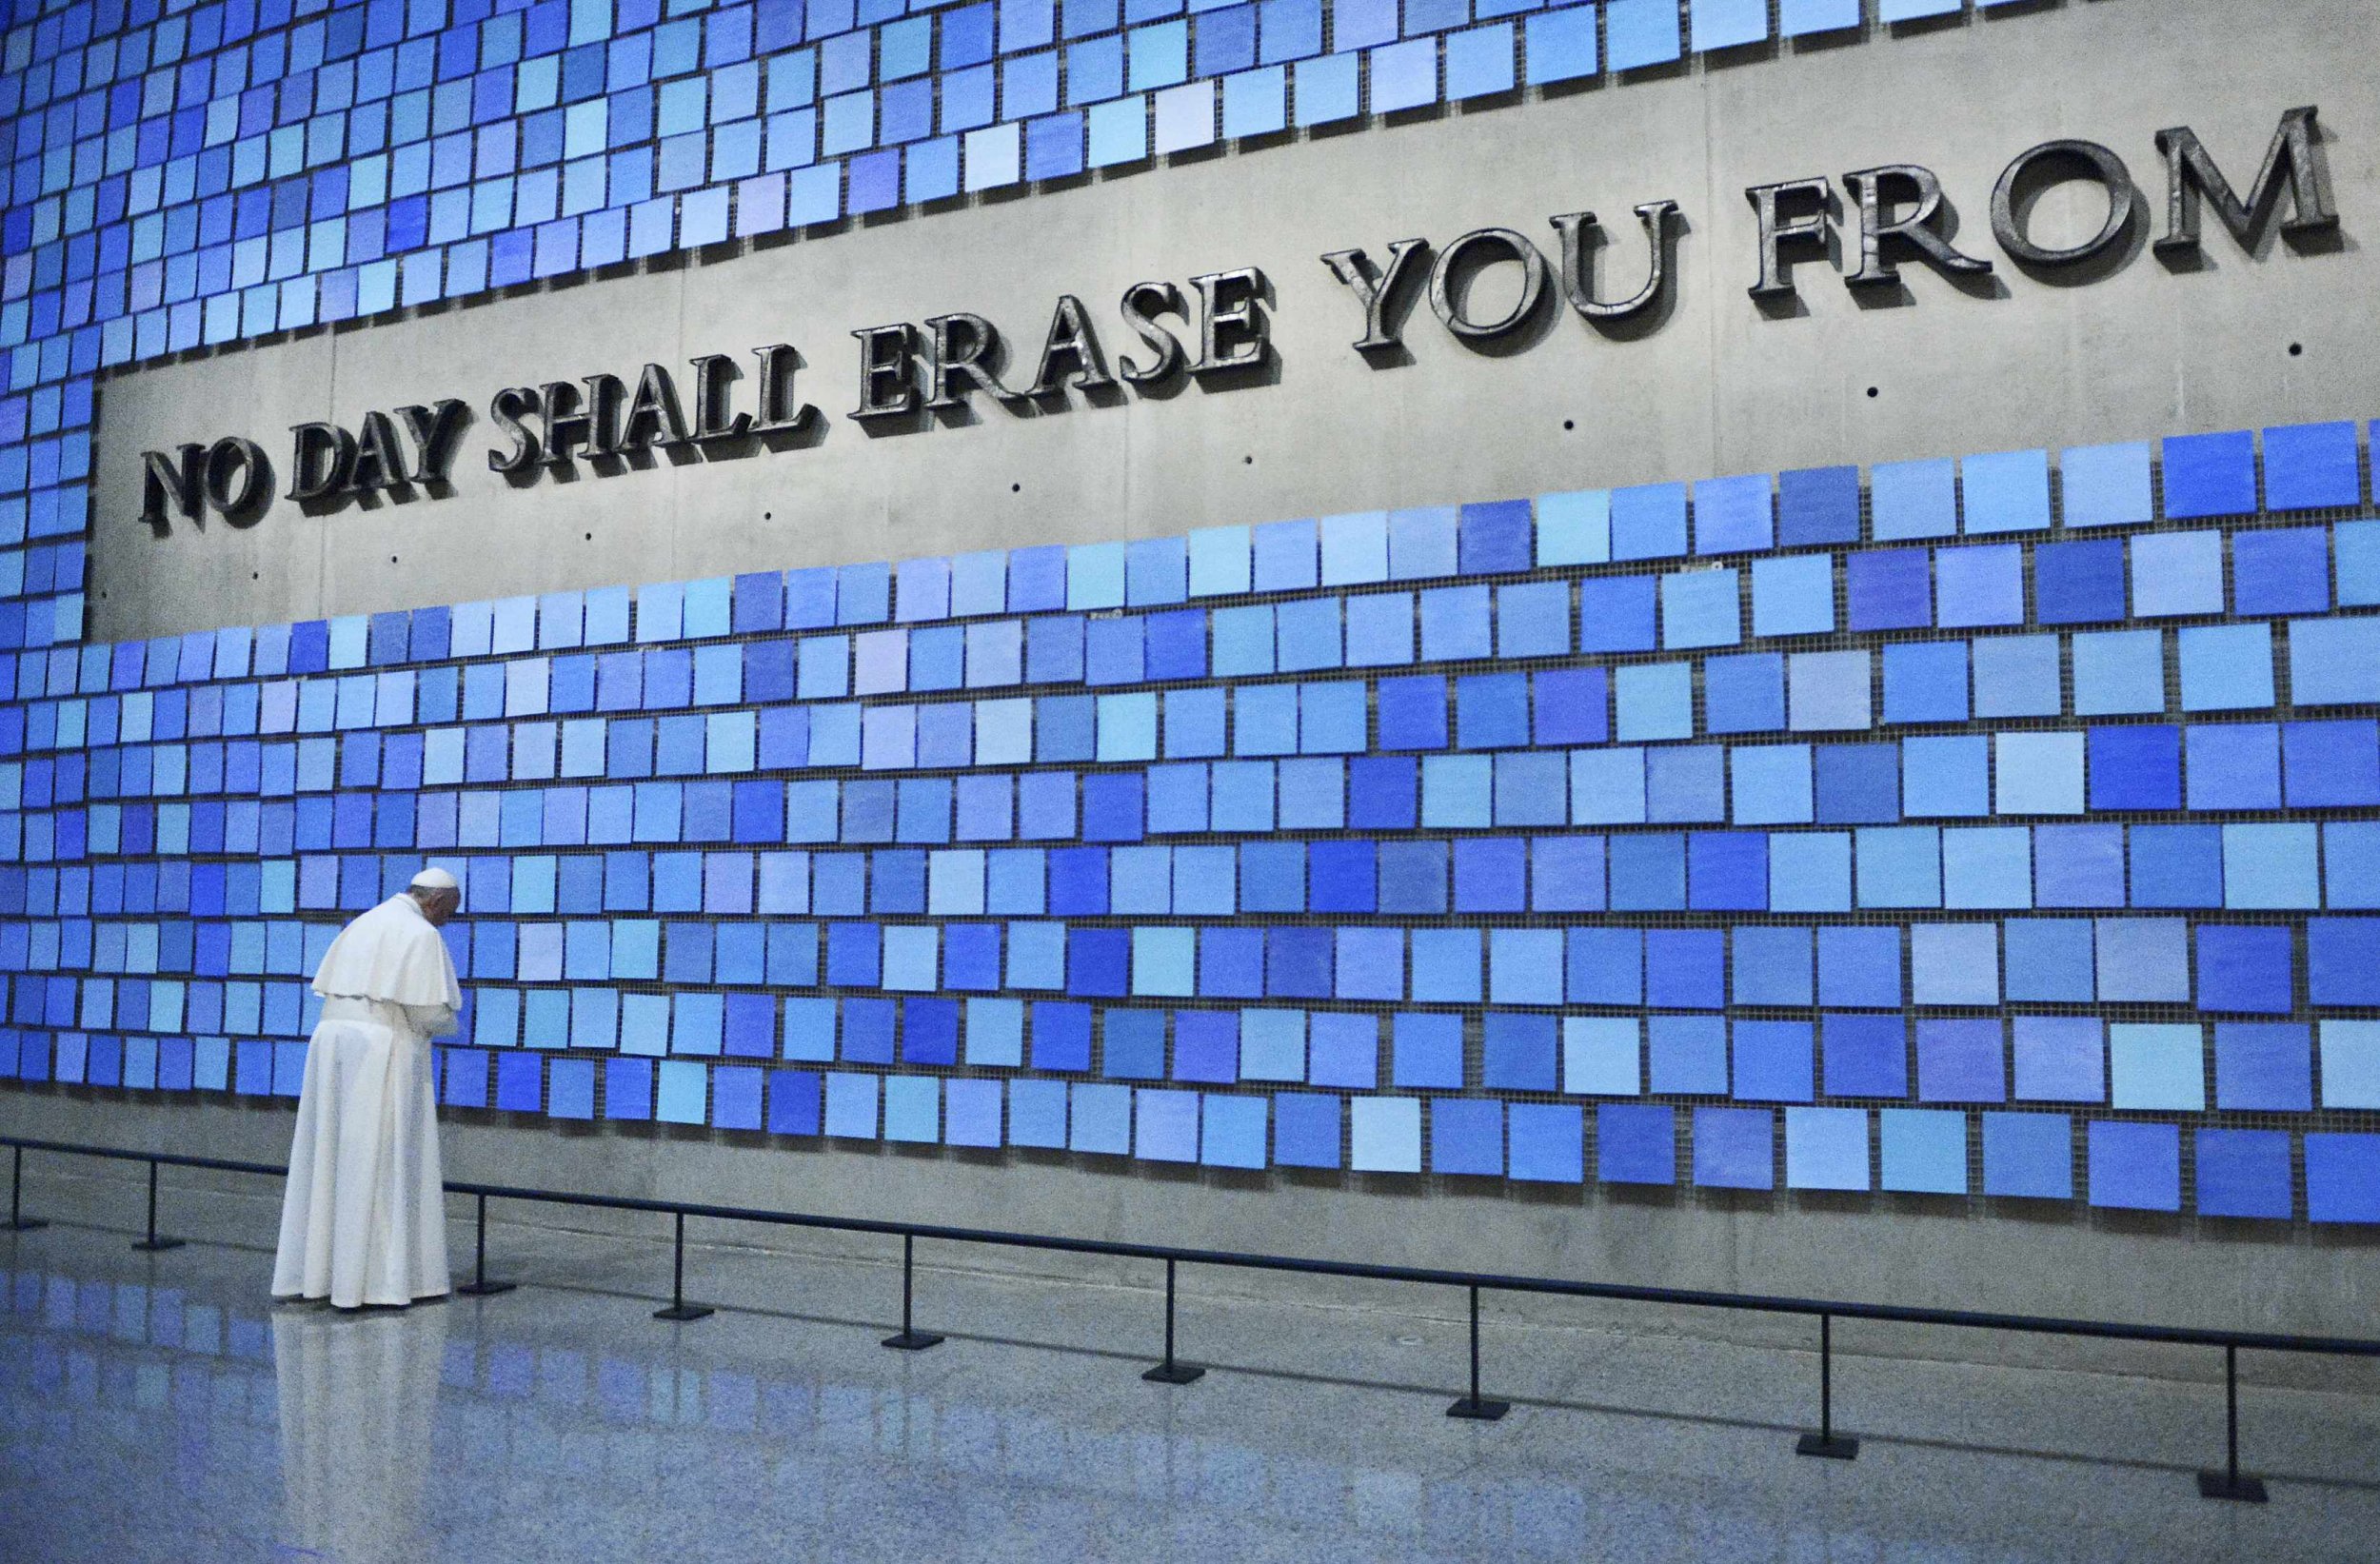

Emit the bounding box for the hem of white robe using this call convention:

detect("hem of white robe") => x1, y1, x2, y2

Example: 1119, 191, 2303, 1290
274, 1285, 451, 1308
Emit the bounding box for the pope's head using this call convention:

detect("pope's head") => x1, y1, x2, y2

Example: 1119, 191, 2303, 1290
407, 867, 462, 927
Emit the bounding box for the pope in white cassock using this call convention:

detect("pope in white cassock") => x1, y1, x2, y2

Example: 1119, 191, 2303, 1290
272, 867, 465, 1310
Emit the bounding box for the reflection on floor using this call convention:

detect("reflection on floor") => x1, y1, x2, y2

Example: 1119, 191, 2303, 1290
2, 1205, 2375, 1563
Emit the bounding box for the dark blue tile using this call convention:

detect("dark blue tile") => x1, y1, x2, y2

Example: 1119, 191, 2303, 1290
2034, 537, 2127, 624
2086, 725, 2180, 810
1845, 549, 1932, 631
2163, 428, 2257, 519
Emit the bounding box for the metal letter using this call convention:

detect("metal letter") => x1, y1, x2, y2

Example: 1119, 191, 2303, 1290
1991, 141, 2136, 267
690, 354, 751, 441
620, 363, 691, 449
287, 423, 355, 503
748, 344, 815, 432
1549, 202, 1681, 321
2154, 106, 2338, 258
538, 381, 593, 465
395, 399, 472, 484
138, 445, 205, 529
851, 324, 920, 420
1190, 267, 1271, 374
202, 437, 271, 521
1117, 282, 1187, 386
1425, 228, 1548, 340
1841, 165, 1993, 288
486, 386, 542, 473
579, 374, 625, 458
925, 312, 1020, 408
1319, 238, 1429, 350
347, 410, 407, 490
1024, 295, 1116, 396
1745, 177, 1834, 302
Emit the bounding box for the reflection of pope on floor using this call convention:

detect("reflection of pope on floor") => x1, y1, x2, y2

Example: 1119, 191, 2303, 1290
273, 867, 465, 1311
273, 1302, 448, 1564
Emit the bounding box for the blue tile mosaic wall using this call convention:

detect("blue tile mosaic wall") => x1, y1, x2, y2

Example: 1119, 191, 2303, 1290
3, 416, 2380, 1224
16, 0, 2374, 1226
0, 0, 2042, 665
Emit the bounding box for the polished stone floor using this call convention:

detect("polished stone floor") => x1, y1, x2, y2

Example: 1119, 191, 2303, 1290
2, 1196, 2375, 1564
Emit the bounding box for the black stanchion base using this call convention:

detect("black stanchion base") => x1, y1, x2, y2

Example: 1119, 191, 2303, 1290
2, 1218, 45, 1232
1445, 1396, 1510, 1421
2196, 1471, 2270, 1504
130, 1237, 186, 1253
1142, 1361, 1205, 1385
882, 1331, 944, 1352
456, 1279, 518, 1297
653, 1303, 715, 1322
1796, 1434, 1860, 1460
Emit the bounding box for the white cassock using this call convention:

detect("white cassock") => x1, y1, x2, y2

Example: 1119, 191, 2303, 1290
272, 894, 461, 1308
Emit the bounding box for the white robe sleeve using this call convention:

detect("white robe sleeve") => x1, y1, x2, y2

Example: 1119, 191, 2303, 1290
403, 1002, 458, 1039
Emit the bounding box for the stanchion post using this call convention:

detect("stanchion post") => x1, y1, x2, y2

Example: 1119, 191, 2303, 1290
1445, 1284, 1510, 1420
652, 1211, 713, 1322
5, 1146, 45, 1233
1795, 1312, 1859, 1459
1142, 1257, 1204, 1384
455, 1192, 517, 1297
129, 1159, 186, 1253
2196, 1343, 2270, 1502
882, 1233, 943, 1351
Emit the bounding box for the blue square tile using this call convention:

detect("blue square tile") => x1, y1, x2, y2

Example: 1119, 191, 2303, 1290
1597, 1103, 1676, 1185
1981, 1113, 2072, 1199
2088, 1120, 2180, 1211
2265, 421, 2360, 511
2163, 429, 2258, 519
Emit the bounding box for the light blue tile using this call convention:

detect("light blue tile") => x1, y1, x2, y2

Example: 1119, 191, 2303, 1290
1293, 51, 1359, 125
657, 1059, 708, 1125
2110, 1023, 2206, 1111
2319, 1021, 2380, 1109
1691, 0, 1769, 51
1785, 1106, 1870, 1190
1444, 23, 1517, 99
2061, 442, 2153, 528
1536, 489, 1611, 564
1200, 1094, 1268, 1167
1086, 94, 1149, 166
1070, 1081, 1133, 1154
1350, 1095, 1421, 1172
2177, 624, 2274, 711
824, 1071, 883, 1137
884, 1077, 941, 1141
1960, 448, 2051, 534
1523, 7, 1597, 84
1879, 1108, 1966, 1195
1134, 1088, 1200, 1161
1779, 0, 1860, 35
1873, 458, 1957, 540
1606, 0, 1683, 69
1368, 38, 1438, 112
1220, 66, 1289, 137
